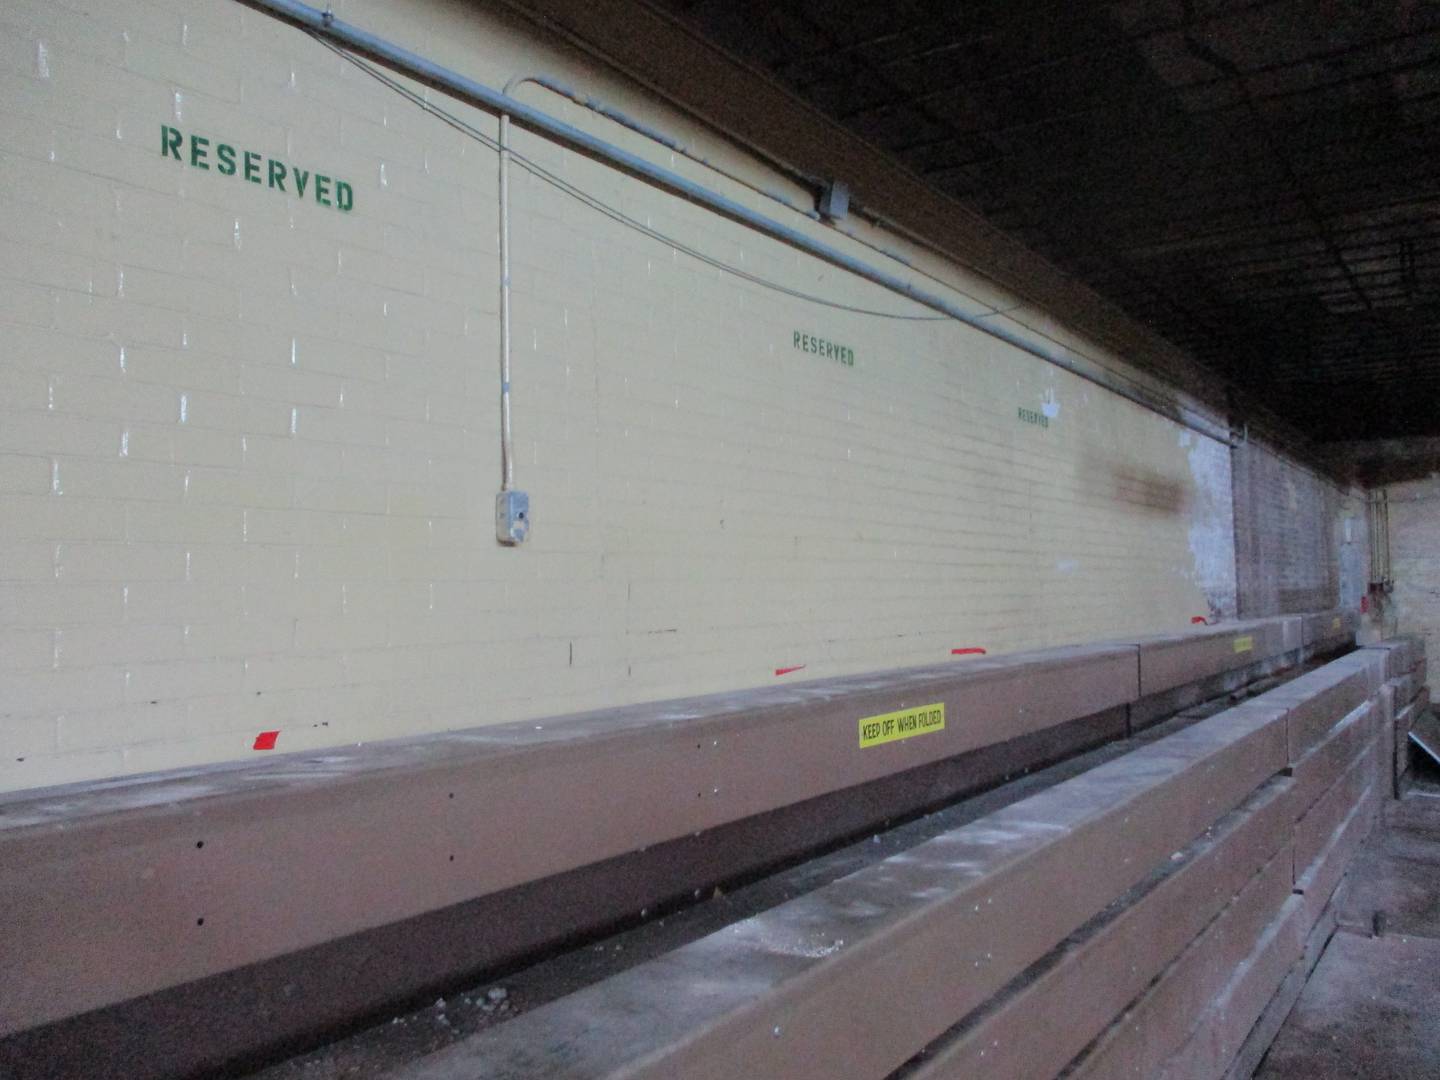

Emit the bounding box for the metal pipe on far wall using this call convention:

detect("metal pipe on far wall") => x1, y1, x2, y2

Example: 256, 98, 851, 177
502, 72, 822, 223
241, 0, 1235, 451
498, 111, 514, 494
493, 107, 529, 545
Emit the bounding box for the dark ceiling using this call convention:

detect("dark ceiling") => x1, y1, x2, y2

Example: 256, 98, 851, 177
653, 0, 1440, 442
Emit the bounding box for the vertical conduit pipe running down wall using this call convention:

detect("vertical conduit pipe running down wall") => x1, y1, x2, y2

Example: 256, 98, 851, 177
241, 0, 1236, 449
494, 105, 529, 545
498, 110, 515, 495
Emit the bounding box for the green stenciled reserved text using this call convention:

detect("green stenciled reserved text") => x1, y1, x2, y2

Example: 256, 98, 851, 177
160, 125, 354, 212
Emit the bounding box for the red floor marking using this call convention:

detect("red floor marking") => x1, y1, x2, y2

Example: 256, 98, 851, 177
253, 730, 279, 750
774, 665, 806, 676
951, 647, 987, 656
1191, 616, 1210, 625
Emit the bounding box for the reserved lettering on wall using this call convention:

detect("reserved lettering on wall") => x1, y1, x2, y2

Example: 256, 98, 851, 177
794, 331, 855, 367
160, 125, 354, 212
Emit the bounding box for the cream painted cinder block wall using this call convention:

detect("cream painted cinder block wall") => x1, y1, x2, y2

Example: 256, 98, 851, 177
0, 0, 1239, 792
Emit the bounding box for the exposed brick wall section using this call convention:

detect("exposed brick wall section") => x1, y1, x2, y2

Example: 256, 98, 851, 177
1232, 442, 1343, 616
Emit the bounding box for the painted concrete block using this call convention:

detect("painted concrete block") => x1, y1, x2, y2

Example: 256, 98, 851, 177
1283, 701, 1376, 826
0, 0, 1247, 795
1239, 660, 1371, 765
377, 699, 1289, 1080
1293, 741, 1380, 882
1294, 777, 1381, 929
1063, 847, 1296, 1080
0, 643, 1134, 1035
1300, 609, 1356, 649
1155, 894, 1308, 1080
898, 776, 1296, 1080
1133, 618, 1297, 697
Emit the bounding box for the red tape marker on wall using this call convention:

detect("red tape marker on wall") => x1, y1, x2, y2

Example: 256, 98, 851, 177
775, 665, 806, 676
253, 730, 279, 751
951, 647, 987, 656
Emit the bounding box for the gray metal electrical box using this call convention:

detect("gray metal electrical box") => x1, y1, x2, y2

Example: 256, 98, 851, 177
496, 489, 530, 545
818, 179, 850, 221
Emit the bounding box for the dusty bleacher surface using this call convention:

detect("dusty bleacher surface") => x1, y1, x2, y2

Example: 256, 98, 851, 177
0, 612, 1428, 1079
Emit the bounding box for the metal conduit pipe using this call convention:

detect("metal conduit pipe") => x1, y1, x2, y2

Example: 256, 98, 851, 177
500, 80, 995, 320
241, 0, 1234, 449
499, 73, 806, 547
498, 71, 1186, 437
499, 69, 1219, 452
496, 72, 812, 548
502, 72, 823, 222
498, 112, 514, 493
495, 110, 525, 542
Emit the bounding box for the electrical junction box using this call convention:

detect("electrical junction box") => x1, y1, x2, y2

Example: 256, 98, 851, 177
496, 489, 530, 545
819, 179, 849, 221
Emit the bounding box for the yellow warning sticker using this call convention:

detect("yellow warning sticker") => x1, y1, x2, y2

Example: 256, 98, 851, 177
1332, 617, 1342, 630
1233, 635, 1255, 654
859, 703, 945, 748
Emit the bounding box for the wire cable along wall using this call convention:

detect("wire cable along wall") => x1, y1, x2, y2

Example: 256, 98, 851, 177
242, 0, 1236, 457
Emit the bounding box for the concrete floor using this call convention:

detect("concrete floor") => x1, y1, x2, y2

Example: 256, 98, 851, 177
1256, 767, 1440, 1079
